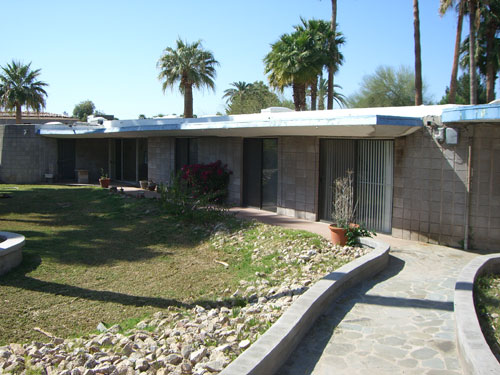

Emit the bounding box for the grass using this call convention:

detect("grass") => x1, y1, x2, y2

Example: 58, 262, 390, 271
0, 184, 347, 345
474, 273, 500, 359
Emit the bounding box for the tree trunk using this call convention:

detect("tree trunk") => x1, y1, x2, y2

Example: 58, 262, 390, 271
15, 103, 22, 124
469, 0, 478, 104
413, 0, 423, 106
328, 0, 337, 110
485, 21, 497, 103
293, 82, 307, 111
310, 75, 318, 111
448, 2, 464, 104
184, 83, 194, 118
292, 83, 301, 111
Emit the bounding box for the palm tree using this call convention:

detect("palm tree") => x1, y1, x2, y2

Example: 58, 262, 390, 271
328, 0, 338, 109
316, 78, 347, 109
157, 39, 219, 118
468, 0, 479, 104
264, 31, 319, 111
0, 60, 48, 124
479, 0, 500, 102
439, 0, 467, 104
413, 0, 423, 105
222, 81, 251, 104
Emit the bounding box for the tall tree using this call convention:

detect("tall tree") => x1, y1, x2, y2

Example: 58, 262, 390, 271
264, 31, 319, 111
479, 0, 500, 102
157, 39, 219, 118
224, 81, 284, 114
439, 71, 487, 104
413, 0, 423, 105
0, 60, 48, 124
328, 0, 338, 109
222, 81, 251, 104
439, 0, 466, 104
468, 0, 479, 104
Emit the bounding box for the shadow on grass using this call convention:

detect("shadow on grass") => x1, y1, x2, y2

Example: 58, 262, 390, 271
0, 186, 229, 266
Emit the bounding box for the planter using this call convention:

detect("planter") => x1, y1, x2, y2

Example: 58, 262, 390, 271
99, 178, 111, 188
139, 180, 148, 189
147, 182, 157, 191
329, 225, 347, 246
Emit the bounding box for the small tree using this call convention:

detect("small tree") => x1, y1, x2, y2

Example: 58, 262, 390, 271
73, 100, 95, 121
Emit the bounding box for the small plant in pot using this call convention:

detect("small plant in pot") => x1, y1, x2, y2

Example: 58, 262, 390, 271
99, 168, 111, 188
139, 180, 148, 190
329, 170, 374, 246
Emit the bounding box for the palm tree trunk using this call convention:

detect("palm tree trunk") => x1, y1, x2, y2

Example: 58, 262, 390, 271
184, 83, 194, 118
293, 83, 301, 111
413, 0, 423, 106
469, 0, 478, 104
485, 22, 497, 103
311, 76, 318, 111
15, 103, 22, 124
328, 0, 337, 110
448, 2, 464, 104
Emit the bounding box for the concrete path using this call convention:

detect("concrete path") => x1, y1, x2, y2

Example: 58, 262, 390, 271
228, 208, 478, 375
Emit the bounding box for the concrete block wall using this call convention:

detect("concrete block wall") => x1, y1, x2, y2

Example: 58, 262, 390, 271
393, 124, 500, 251
148, 137, 175, 184
197, 137, 242, 205
75, 139, 109, 182
469, 124, 500, 250
277, 136, 318, 221
0, 125, 57, 183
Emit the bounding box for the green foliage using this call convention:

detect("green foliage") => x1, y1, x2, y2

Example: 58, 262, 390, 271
158, 161, 232, 223
348, 65, 431, 108
225, 81, 283, 114
344, 223, 375, 247
474, 273, 500, 359
157, 38, 219, 118
439, 72, 487, 104
0, 60, 48, 122
73, 100, 95, 121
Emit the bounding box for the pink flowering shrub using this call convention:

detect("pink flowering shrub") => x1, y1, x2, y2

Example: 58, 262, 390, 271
180, 160, 232, 203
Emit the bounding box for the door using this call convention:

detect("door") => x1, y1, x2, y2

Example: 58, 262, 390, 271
242, 138, 278, 212
319, 139, 394, 233
57, 139, 76, 180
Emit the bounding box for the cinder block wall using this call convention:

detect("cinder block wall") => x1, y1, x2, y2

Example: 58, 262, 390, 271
469, 124, 500, 250
148, 137, 175, 184
393, 124, 500, 251
197, 137, 242, 205
75, 139, 108, 182
277, 136, 318, 221
0, 125, 57, 183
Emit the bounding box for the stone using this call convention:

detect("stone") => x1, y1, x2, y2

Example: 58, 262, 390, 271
238, 340, 251, 350
189, 348, 207, 364
166, 353, 183, 365
134, 358, 149, 371
204, 360, 224, 372
96, 323, 107, 333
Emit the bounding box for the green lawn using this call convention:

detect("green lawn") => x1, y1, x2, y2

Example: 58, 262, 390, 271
0, 185, 345, 345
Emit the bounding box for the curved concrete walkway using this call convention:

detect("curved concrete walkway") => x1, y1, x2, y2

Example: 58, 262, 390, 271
230, 208, 478, 375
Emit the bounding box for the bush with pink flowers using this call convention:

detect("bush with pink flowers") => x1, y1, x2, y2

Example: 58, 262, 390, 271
180, 160, 232, 203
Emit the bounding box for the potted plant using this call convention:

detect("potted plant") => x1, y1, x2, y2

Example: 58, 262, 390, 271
329, 170, 374, 246
147, 179, 157, 191
139, 180, 148, 189
99, 168, 111, 188
329, 170, 356, 246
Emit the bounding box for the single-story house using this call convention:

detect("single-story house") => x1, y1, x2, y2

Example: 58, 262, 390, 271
1, 104, 498, 251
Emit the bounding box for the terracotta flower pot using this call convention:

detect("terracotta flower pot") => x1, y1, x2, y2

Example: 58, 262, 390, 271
99, 178, 110, 188
329, 225, 347, 246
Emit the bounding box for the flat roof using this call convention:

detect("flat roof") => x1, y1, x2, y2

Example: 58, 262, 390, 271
37, 105, 456, 139
442, 103, 500, 124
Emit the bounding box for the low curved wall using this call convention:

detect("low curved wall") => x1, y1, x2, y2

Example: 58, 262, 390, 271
0, 231, 25, 276
454, 254, 500, 375
220, 237, 390, 375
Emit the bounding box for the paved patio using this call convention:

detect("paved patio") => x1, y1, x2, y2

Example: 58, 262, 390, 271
228, 208, 477, 375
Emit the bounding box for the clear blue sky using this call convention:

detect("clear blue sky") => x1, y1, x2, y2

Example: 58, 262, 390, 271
2, 0, 488, 119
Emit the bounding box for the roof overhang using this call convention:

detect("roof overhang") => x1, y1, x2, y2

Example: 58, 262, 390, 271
442, 103, 500, 124
35, 106, 453, 139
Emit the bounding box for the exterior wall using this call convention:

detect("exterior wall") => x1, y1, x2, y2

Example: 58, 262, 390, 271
148, 137, 175, 184
277, 136, 318, 221
75, 139, 109, 182
392, 124, 500, 251
469, 124, 500, 250
197, 137, 242, 205
0, 125, 57, 183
